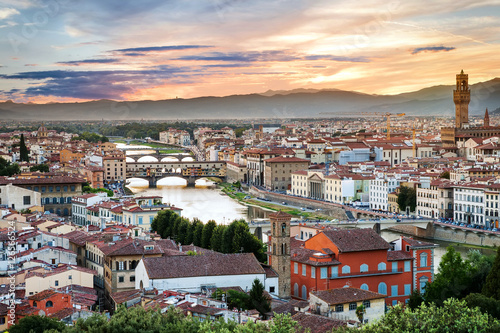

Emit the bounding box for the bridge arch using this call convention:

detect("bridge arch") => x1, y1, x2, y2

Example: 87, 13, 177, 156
157, 176, 187, 186
137, 156, 159, 163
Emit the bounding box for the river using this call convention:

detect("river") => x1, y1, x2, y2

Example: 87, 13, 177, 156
126, 178, 273, 224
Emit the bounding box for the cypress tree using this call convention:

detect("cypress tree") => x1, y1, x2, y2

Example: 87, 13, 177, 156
482, 247, 500, 299
19, 134, 29, 162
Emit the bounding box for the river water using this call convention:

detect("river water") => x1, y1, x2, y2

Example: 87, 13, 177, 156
126, 178, 273, 224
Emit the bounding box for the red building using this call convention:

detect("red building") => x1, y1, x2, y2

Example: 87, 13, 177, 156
28, 290, 72, 316
286, 228, 436, 306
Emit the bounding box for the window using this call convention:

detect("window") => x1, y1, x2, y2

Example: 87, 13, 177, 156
55, 280, 59, 286
360, 284, 369, 291
320, 267, 327, 279
311, 267, 315, 278
360, 264, 368, 272
130, 276, 135, 282
119, 276, 124, 283
391, 285, 398, 296
349, 302, 357, 310
49, 186, 53, 192
392, 300, 398, 306
270, 286, 275, 293
378, 282, 387, 295
302, 264, 306, 276
404, 261, 411, 272
294, 263, 298, 274
378, 262, 386, 271
335, 304, 344, 312
33, 301, 37, 307
331, 266, 338, 278
23, 196, 31, 205
46, 300, 53, 308
363, 300, 371, 308
302, 285, 307, 299
68, 275, 72, 280
294, 283, 299, 297
392, 262, 398, 272
420, 253, 428, 267
138, 217, 143, 225
404, 284, 411, 296
420, 276, 428, 293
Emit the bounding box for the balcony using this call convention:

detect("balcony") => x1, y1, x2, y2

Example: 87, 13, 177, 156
330, 268, 404, 279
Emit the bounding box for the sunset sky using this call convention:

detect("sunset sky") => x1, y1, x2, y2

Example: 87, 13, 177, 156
0, 0, 499, 103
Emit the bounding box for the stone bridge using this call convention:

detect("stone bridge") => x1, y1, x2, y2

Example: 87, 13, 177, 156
126, 161, 226, 187
126, 153, 192, 162
385, 221, 500, 247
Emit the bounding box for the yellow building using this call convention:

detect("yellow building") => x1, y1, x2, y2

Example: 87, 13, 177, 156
25, 264, 96, 296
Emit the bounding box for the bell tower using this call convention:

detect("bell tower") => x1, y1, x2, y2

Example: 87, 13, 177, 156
484, 108, 490, 127
269, 211, 291, 299
454, 70, 470, 129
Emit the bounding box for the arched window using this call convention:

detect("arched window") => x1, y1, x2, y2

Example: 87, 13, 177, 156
360, 264, 368, 272
45, 198, 50, 204
360, 284, 369, 291
294, 283, 299, 297
420, 253, 428, 267
33, 301, 37, 307
420, 276, 429, 293
281, 223, 287, 236
378, 282, 387, 295
377, 262, 386, 271
46, 300, 53, 308
342, 265, 350, 274
302, 285, 307, 299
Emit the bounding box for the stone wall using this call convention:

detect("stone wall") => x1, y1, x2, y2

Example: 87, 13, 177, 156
249, 187, 347, 220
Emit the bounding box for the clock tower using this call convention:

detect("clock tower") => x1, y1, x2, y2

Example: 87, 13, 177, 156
454, 70, 471, 129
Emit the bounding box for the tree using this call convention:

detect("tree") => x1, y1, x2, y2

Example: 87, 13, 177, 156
466, 249, 495, 294
0, 157, 20, 176
355, 304, 366, 325
201, 220, 217, 248
347, 298, 500, 332
483, 246, 500, 300
465, 293, 500, 319
30, 163, 50, 172
193, 220, 204, 246
269, 313, 300, 333
407, 289, 425, 310
210, 225, 225, 252
10, 315, 65, 333
397, 185, 416, 212
248, 278, 271, 318
19, 133, 29, 162
440, 171, 450, 179
423, 246, 472, 306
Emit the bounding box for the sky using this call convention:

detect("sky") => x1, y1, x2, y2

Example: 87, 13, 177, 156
0, 0, 499, 103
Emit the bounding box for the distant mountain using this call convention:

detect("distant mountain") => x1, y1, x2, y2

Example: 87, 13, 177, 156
1, 78, 499, 120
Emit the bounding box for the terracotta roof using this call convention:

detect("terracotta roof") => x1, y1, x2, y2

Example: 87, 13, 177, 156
311, 287, 385, 305
320, 229, 390, 253
292, 312, 346, 333
269, 210, 293, 219
291, 247, 340, 266
111, 289, 142, 304
49, 308, 76, 320
143, 253, 265, 279
403, 237, 438, 248
28, 289, 58, 301
387, 250, 414, 261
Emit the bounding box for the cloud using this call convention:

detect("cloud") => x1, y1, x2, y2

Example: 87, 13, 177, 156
114, 45, 212, 56
57, 59, 120, 66
411, 46, 456, 55
177, 51, 300, 62
303, 55, 370, 62
0, 67, 194, 99
0, 8, 19, 20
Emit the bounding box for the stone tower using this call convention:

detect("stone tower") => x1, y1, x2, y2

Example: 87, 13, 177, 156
454, 70, 470, 129
269, 210, 291, 299
484, 108, 490, 127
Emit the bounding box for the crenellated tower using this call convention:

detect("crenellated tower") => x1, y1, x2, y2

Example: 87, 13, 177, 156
453, 70, 470, 129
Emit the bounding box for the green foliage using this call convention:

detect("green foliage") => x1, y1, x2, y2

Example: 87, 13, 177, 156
0, 156, 20, 176
202, 220, 217, 248
465, 293, 500, 319
74, 131, 108, 143
407, 289, 425, 310
466, 249, 495, 294
483, 247, 500, 300
248, 278, 271, 318
19, 133, 29, 162
343, 298, 500, 333
355, 304, 366, 324
10, 315, 65, 333
150, 213, 266, 262
396, 185, 416, 212
227, 289, 251, 310
269, 313, 300, 333
440, 171, 450, 179
83, 186, 113, 197
30, 163, 50, 172
423, 246, 473, 306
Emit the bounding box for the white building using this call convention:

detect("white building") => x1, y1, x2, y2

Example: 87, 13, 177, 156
369, 177, 400, 211
135, 253, 278, 296
453, 184, 486, 226
0, 184, 41, 211
72, 193, 110, 225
